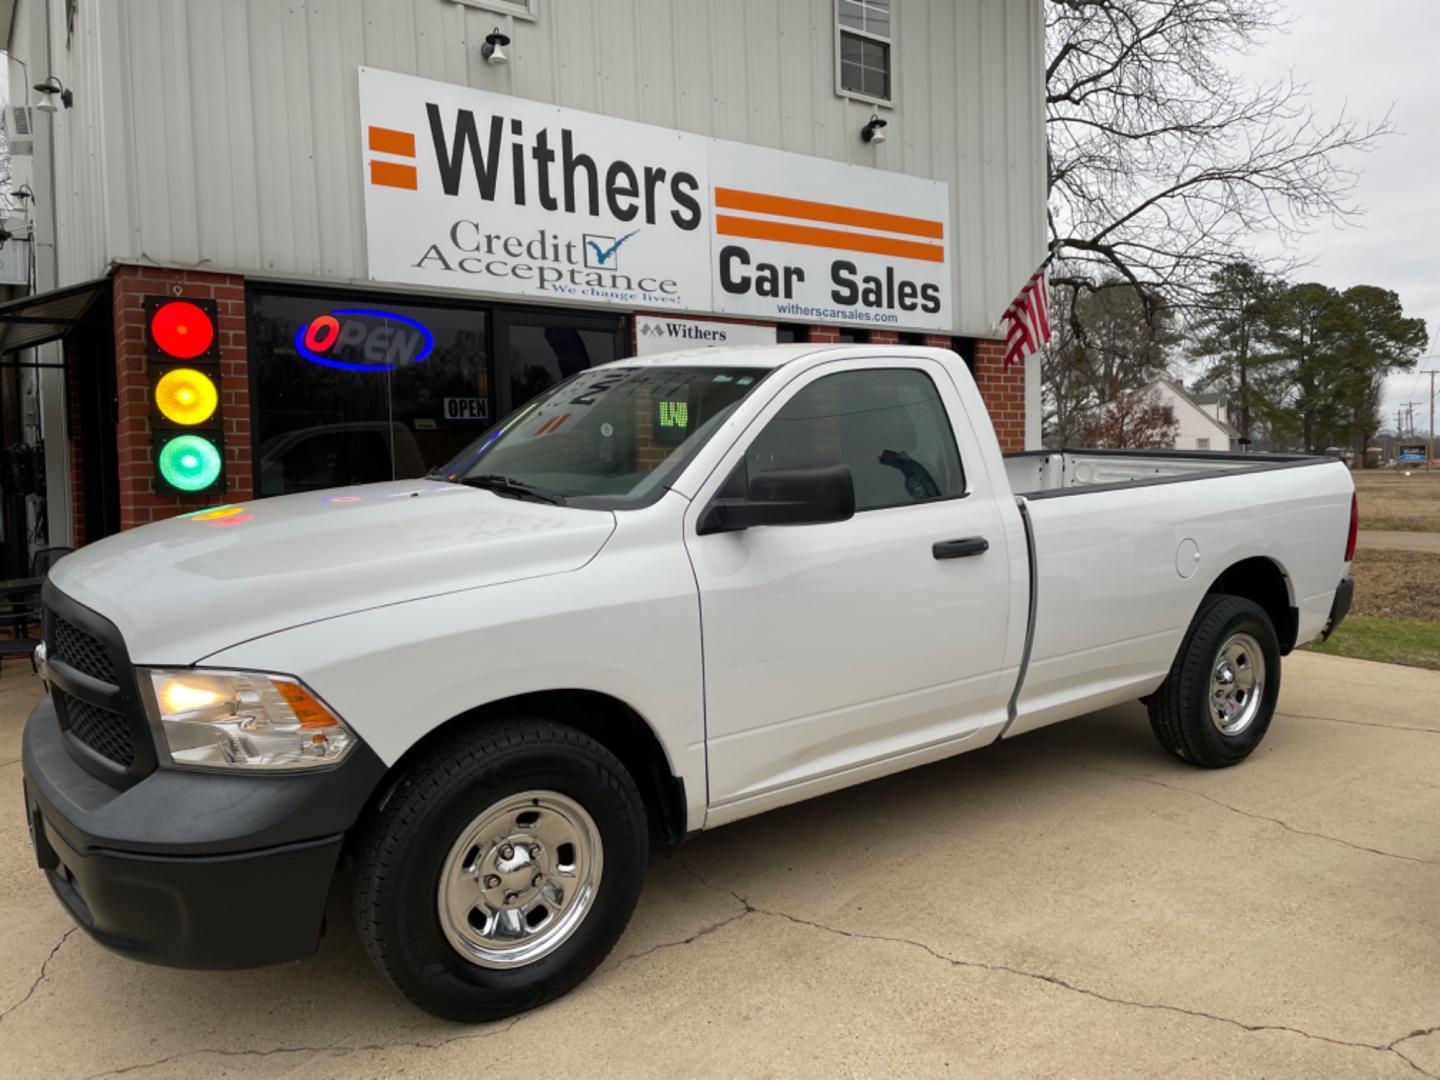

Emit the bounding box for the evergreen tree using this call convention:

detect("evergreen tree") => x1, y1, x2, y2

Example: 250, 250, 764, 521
1190, 262, 1283, 445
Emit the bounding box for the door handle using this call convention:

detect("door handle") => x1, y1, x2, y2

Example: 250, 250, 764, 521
933, 537, 989, 560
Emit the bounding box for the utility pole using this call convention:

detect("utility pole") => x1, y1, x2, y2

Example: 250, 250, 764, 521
1430, 371, 1436, 473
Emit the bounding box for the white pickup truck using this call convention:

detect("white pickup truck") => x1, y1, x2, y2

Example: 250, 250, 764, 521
23, 345, 1355, 1021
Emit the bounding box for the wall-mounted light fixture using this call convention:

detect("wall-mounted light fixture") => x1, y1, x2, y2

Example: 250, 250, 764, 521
861, 113, 887, 144
481, 27, 510, 65
33, 76, 74, 111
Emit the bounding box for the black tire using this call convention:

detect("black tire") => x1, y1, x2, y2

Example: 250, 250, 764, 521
1148, 594, 1281, 768
353, 720, 648, 1022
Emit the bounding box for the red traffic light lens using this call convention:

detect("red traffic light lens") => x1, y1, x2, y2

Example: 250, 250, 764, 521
150, 300, 215, 359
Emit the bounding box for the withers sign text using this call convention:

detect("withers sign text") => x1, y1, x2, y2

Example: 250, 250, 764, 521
360, 68, 709, 312
359, 68, 952, 331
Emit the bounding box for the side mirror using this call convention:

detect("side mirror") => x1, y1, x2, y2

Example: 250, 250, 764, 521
697, 463, 856, 535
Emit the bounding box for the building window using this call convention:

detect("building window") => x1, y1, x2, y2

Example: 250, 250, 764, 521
448, 0, 538, 21
250, 291, 490, 497
836, 0, 892, 104
1196, 437, 1210, 450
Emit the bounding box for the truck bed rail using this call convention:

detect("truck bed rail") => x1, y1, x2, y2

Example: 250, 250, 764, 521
1003, 448, 1332, 499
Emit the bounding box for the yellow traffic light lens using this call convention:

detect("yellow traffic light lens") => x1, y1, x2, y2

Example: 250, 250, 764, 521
155, 368, 218, 426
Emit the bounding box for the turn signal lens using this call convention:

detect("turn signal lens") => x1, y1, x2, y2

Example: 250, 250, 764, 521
274, 680, 338, 730
154, 368, 218, 425
150, 300, 215, 359
157, 435, 223, 492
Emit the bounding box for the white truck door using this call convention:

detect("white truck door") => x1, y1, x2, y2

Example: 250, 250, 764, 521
686, 358, 1016, 820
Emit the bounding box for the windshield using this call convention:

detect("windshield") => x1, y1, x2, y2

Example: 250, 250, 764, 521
438, 365, 770, 507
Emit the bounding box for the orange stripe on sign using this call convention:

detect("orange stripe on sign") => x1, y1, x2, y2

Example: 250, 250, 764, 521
715, 215, 945, 263
715, 188, 944, 240
368, 126, 416, 157
370, 161, 418, 190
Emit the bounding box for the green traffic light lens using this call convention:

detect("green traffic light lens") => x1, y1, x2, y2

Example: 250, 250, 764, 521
158, 435, 222, 492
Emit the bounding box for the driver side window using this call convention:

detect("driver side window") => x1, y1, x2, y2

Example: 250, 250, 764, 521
744, 367, 965, 511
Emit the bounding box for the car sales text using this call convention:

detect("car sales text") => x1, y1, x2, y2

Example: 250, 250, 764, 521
719, 246, 941, 314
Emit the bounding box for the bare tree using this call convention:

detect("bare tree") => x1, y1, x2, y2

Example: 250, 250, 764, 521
1041, 269, 1177, 444
1080, 385, 1180, 448
1046, 0, 1389, 324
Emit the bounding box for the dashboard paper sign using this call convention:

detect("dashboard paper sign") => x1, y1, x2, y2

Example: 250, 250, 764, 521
359, 68, 952, 332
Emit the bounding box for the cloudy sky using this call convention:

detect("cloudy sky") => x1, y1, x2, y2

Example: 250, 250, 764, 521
1233, 0, 1440, 435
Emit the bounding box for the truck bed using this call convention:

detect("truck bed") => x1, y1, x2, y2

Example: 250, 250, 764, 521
1003, 448, 1327, 497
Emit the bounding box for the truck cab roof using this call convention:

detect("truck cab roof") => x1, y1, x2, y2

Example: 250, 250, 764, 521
597, 343, 954, 370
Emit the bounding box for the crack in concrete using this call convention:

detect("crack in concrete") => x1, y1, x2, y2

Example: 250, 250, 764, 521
1282, 712, 1440, 736
1041, 749, 1439, 866
80, 1014, 528, 1079
667, 857, 1438, 1079
0, 927, 78, 1024
0, 757, 19, 770
608, 908, 750, 972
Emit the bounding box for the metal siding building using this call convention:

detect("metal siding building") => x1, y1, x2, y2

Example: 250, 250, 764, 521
2, 0, 1047, 547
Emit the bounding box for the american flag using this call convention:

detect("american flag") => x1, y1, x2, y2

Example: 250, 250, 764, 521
1001, 263, 1052, 368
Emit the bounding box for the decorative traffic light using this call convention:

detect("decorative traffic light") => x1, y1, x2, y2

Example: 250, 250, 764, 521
146, 297, 225, 494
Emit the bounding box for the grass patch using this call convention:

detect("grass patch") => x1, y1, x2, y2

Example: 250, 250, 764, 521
1353, 470, 1440, 534
1303, 616, 1440, 671
1348, 548, 1440, 621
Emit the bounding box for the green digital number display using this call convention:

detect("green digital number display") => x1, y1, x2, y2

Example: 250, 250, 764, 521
657, 401, 689, 429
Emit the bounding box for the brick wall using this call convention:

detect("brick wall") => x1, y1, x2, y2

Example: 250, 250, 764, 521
64, 340, 85, 545
112, 266, 252, 530
973, 338, 1024, 452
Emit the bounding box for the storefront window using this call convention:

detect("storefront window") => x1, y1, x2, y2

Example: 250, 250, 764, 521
250, 292, 490, 496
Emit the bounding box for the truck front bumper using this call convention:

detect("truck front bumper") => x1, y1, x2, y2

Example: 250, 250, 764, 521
1321, 575, 1355, 641
22, 694, 386, 970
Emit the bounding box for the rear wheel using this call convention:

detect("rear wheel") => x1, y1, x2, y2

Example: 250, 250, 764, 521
1148, 594, 1281, 767
353, 720, 648, 1021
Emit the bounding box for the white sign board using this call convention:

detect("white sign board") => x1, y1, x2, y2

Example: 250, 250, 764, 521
359, 68, 951, 331
706, 143, 949, 329
635, 315, 776, 355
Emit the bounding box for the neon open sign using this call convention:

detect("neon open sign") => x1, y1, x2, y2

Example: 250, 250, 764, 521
294, 308, 436, 372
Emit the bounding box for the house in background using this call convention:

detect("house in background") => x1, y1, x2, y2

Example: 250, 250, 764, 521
1149, 379, 1240, 451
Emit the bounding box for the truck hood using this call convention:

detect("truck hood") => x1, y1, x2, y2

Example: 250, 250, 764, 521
49, 481, 616, 664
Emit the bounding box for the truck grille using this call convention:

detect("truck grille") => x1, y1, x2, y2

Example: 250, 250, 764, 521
58, 692, 136, 768
42, 585, 155, 786
50, 613, 118, 685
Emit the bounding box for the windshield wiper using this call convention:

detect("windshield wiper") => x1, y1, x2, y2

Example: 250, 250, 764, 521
457, 474, 564, 506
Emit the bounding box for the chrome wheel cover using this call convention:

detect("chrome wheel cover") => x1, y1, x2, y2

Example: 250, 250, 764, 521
437, 790, 603, 969
1209, 632, 1266, 736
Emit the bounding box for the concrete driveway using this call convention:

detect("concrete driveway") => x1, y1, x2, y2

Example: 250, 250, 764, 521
2, 652, 1437, 1079
1358, 530, 1440, 554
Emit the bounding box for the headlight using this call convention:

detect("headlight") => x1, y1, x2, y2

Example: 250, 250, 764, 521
144, 669, 356, 771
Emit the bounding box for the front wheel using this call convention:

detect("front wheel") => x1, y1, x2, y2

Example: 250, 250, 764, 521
1148, 594, 1281, 767
352, 720, 648, 1021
